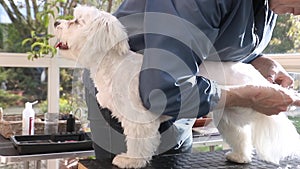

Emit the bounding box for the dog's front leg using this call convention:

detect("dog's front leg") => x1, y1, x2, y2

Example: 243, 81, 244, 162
112, 118, 161, 168
216, 116, 253, 163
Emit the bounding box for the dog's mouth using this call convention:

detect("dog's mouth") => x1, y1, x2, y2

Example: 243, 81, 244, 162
55, 41, 69, 50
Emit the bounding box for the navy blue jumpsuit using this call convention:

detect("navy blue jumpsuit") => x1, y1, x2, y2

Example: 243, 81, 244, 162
87, 0, 277, 159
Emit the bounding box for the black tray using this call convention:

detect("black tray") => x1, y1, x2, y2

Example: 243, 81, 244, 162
10, 132, 93, 155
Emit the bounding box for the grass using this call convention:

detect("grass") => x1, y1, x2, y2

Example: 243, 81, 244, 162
288, 116, 300, 134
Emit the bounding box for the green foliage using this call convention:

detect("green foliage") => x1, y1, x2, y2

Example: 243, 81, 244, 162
264, 15, 294, 53
0, 90, 23, 109
22, 31, 57, 60
0, 67, 47, 102
287, 15, 300, 53
0, 24, 3, 50
0, 23, 28, 53
0, 67, 9, 82
59, 68, 87, 109
0, 1, 123, 112
38, 97, 73, 114
288, 116, 300, 134
20, 0, 123, 60
21, 0, 64, 60
37, 68, 86, 114
264, 14, 300, 54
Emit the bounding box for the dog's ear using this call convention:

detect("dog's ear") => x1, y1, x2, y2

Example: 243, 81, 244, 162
82, 11, 130, 57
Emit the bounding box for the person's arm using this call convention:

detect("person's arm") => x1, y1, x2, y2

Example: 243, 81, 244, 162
269, 0, 300, 15
136, 0, 235, 119
116, 0, 278, 119
114, 0, 231, 119
216, 84, 300, 116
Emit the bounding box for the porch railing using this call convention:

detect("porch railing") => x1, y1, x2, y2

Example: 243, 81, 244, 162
0, 52, 299, 114
0, 52, 78, 114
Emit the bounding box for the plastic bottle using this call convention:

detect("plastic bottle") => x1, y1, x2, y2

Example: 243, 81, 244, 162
22, 101, 38, 135
0, 107, 3, 121
66, 112, 75, 133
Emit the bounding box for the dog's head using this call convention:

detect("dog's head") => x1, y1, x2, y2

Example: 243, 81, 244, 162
54, 6, 129, 65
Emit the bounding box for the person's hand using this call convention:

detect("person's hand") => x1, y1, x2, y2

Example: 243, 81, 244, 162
250, 56, 294, 88
269, 0, 300, 15
220, 84, 300, 116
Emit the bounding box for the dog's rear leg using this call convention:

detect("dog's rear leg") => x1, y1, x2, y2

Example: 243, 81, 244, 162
217, 119, 253, 163
112, 119, 161, 168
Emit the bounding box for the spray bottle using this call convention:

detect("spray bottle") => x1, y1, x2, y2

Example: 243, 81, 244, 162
22, 101, 38, 135
66, 112, 75, 133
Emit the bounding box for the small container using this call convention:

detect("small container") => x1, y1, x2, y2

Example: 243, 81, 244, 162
66, 113, 75, 133
44, 113, 59, 135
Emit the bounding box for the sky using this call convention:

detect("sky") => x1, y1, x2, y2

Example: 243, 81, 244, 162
0, 0, 35, 23
0, 5, 11, 23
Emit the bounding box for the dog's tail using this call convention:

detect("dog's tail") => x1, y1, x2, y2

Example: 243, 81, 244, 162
252, 112, 300, 164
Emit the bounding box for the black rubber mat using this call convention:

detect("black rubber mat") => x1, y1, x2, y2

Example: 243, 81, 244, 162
79, 150, 300, 169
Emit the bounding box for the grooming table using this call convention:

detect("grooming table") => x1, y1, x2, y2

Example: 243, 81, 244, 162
78, 150, 300, 169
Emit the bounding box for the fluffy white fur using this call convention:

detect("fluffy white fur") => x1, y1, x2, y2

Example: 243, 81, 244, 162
54, 6, 300, 168
199, 62, 300, 164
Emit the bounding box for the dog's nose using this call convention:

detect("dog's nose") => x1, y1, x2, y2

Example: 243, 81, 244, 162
54, 21, 60, 27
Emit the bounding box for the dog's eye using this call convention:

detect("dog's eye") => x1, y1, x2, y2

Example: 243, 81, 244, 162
67, 19, 79, 27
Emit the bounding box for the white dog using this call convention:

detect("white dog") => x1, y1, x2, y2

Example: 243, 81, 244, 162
199, 61, 300, 164
54, 6, 300, 168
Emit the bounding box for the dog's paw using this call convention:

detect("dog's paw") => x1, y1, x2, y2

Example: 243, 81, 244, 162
112, 153, 149, 169
225, 151, 252, 164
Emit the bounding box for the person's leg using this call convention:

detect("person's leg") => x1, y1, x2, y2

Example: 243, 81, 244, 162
89, 107, 126, 161
84, 70, 126, 160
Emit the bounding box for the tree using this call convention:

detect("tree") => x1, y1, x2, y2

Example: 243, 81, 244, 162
0, 0, 123, 109
0, 0, 123, 58
286, 15, 300, 53
264, 14, 300, 54
0, 0, 119, 38
264, 15, 294, 53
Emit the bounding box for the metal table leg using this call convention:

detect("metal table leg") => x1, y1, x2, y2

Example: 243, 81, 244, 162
36, 160, 42, 169
24, 161, 29, 169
